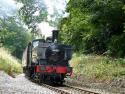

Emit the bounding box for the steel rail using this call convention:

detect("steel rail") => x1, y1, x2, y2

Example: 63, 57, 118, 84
65, 84, 100, 94
41, 83, 71, 94
41, 83, 100, 94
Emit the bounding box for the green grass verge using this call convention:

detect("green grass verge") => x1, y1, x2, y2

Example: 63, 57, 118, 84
70, 54, 125, 81
0, 48, 22, 76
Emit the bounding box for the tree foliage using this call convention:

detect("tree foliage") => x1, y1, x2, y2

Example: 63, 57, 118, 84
59, 0, 125, 57
16, 0, 48, 33
0, 0, 49, 59
0, 17, 32, 59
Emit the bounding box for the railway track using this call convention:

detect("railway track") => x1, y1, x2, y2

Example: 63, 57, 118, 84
41, 83, 100, 94
41, 84, 70, 94
65, 84, 100, 94
26, 75, 100, 94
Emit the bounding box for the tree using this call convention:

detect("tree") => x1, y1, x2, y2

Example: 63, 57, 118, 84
0, 17, 32, 59
16, 0, 48, 34
59, 0, 125, 56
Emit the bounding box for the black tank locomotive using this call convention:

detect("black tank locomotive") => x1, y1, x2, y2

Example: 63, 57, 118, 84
22, 30, 73, 85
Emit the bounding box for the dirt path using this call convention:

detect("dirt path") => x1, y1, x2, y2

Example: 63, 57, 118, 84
0, 71, 57, 94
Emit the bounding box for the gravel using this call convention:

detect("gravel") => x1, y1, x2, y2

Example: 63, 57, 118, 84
0, 71, 57, 94
65, 78, 125, 94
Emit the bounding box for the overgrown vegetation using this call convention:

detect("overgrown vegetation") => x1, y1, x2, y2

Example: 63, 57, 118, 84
59, 0, 125, 81
59, 0, 125, 57
0, 17, 33, 59
16, 0, 48, 33
0, 48, 22, 76
71, 54, 125, 81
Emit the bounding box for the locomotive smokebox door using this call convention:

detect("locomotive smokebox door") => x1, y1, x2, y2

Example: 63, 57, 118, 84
52, 30, 59, 42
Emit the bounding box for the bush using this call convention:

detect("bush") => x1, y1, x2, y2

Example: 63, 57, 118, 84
0, 48, 22, 76
70, 54, 125, 81
108, 33, 125, 57
84, 30, 108, 54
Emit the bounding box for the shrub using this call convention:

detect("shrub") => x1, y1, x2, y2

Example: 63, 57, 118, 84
108, 33, 125, 57
70, 54, 125, 81
0, 48, 22, 76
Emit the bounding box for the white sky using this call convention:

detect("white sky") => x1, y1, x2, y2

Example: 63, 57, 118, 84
44, 0, 66, 15
0, 0, 67, 37
0, 0, 17, 18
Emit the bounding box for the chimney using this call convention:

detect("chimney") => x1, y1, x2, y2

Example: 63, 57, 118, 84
52, 30, 59, 42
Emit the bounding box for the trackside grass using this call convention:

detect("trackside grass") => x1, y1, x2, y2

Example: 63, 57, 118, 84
70, 54, 125, 81
0, 48, 22, 76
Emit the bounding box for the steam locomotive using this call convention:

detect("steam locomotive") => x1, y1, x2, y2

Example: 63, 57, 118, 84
22, 30, 73, 85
